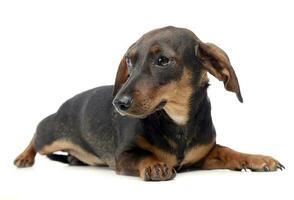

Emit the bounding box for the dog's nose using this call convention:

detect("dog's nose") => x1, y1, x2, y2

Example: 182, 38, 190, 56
113, 95, 133, 111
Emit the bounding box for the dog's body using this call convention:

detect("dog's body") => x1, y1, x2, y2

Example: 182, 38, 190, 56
14, 26, 284, 181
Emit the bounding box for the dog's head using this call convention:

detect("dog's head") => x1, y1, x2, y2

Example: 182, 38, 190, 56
112, 26, 242, 123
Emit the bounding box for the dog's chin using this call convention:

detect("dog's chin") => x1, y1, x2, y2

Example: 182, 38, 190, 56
116, 100, 167, 119
121, 112, 148, 119
114, 107, 147, 118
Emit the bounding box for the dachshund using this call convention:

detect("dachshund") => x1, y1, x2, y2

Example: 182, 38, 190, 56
14, 26, 284, 181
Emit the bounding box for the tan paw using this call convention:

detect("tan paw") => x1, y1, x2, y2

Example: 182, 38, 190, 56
14, 154, 35, 168
241, 155, 285, 172
140, 161, 176, 181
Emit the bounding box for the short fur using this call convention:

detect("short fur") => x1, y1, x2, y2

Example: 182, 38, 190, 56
14, 26, 284, 181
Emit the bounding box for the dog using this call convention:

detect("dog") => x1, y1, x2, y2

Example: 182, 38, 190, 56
14, 26, 284, 181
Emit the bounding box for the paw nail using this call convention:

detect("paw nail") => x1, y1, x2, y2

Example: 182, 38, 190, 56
155, 167, 161, 176
278, 162, 285, 170
144, 171, 150, 181
170, 169, 176, 179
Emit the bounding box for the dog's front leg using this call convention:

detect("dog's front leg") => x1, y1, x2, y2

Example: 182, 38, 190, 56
116, 150, 176, 181
201, 144, 284, 171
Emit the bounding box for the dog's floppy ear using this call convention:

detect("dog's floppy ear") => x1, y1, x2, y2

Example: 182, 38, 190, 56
112, 56, 128, 97
195, 41, 243, 102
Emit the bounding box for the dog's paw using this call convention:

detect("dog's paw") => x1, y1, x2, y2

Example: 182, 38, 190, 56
14, 154, 35, 168
240, 155, 285, 172
140, 162, 176, 181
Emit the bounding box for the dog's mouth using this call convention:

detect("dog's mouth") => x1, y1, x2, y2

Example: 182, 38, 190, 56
116, 100, 167, 118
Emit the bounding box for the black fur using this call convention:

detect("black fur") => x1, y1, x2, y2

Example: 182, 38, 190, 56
15, 26, 285, 179
47, 154, 69, 164
31, 26, 227, 174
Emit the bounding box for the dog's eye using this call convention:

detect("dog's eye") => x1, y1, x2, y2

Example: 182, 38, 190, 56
126, 57, 133, 68
157, 56, 170, 67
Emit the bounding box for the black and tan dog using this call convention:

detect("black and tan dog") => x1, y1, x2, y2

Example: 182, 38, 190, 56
14, 26, 284, 181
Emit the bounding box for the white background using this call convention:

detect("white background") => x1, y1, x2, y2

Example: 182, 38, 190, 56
0, 0, 293, 199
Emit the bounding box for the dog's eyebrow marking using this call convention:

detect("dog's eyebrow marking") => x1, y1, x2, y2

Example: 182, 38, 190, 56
126, 49, 137, 61
150, 45, 161, 55
125, 57, 133, 68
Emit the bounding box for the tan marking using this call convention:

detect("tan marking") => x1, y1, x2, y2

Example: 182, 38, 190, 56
39, 140, 105, 166
138, 156, 161, 179
14, 135, 37, 168
161, 68, 193, 125
199, 70, 209, 86
128, 68, 193, 125
138, 156, 175, 181
202, 145, 282, 171
181, 142, 215, 167
127, 48, 137, 59
150, 45, 161, 55
137, 137, 177, 167
163, 135, 178, 149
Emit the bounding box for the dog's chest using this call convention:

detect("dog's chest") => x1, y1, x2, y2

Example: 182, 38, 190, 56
150, 140, 214, 168
141, 115, 215, 168
163, 132, 214, 167
179, 143, 214, 167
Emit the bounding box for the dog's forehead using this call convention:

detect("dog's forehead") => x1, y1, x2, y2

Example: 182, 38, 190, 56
143, 26, 196, 42
129, 26, 198, 55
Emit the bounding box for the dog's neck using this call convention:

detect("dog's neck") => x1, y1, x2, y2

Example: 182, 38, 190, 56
143, 83, 214, 147
161, 69, 193, 125
163, 70, 209, 126
141, 81, 215, 151
164, 83, 210, 127
163, 100, 190, 125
